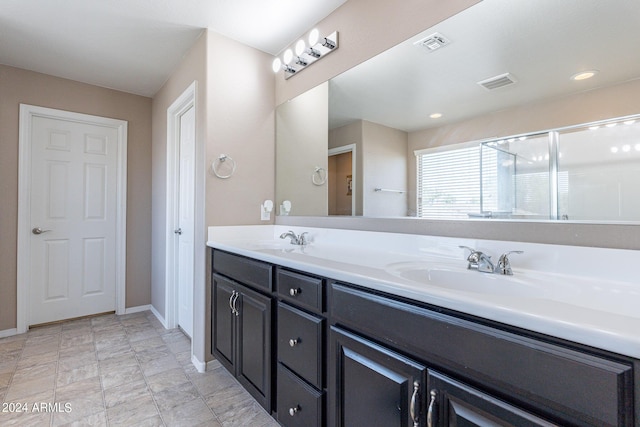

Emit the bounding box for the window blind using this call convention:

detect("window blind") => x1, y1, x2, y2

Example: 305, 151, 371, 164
416, 146, 484, 219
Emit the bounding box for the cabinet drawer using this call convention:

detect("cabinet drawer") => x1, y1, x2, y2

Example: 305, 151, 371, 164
278, 302, 324, 389
213, 250, 272, 292
277, 364, 324, 427
330, 283, 634, 427
277, 269, 323, 312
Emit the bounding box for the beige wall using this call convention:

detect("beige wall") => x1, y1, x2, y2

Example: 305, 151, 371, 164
275, 0, 480, 105
150, 31, 208, 322
362, 121, 408, 217
151, 30, 274, 362
276, 82, 328, 216
206, 31, 276, 226
0, 64, 152, 331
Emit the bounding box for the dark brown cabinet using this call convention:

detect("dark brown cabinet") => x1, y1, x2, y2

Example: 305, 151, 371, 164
275, 268, 326, 427
212, 255, 273, 411
427, 370, 558, 427
330, 327, 426, 427
210, 249, 637, 427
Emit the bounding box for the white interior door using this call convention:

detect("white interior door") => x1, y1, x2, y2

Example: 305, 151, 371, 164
176, 105, 195, 337
29, 115, 118, 325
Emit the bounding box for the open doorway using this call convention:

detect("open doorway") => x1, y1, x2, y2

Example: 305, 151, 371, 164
328, 144, 356, 216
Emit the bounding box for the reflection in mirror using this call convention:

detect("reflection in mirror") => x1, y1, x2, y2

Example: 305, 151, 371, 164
276, 0, 640, 223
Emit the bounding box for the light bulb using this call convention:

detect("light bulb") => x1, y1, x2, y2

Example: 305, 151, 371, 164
308, 28, 319, 46
295, 39, 305, 56
271, 57, 282, 73
283, 49, 293, 65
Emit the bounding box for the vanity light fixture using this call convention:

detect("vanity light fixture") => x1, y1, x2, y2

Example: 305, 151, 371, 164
571, 70, 598, 81
272, 29, 338, 79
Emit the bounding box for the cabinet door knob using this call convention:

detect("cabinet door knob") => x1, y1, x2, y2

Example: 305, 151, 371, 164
289, 405, 300, 416
289, 288, 300, 297
289, 338, 299, 347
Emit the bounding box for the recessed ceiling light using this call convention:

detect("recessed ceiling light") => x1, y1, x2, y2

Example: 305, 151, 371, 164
571, 70, 598, 81
430, 113, 442, 119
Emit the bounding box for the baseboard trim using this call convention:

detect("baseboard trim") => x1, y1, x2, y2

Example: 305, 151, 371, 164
149, 305, 168, 329
192, 354, 207, 373
124, 304, 151, 314
0, 328, 17, 338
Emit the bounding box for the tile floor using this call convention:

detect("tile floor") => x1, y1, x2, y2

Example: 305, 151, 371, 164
0, 311, 279, 427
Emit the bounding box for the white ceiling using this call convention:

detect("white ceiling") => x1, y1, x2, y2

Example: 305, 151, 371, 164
0, 0, 347, 97
329, 0, 640, 132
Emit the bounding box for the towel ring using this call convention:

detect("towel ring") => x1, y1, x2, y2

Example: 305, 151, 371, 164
311, 167, 327, 186
211, 154, 236, 179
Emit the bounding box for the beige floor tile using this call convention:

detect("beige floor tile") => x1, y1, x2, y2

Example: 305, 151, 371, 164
100, 363, 144, 390
56, 362, 99, 387
0, 311, 280, 427
52, 389, 104, 426
12, 360, 57, 383
4, 372, 56, 401
58, 351, 97, 372
106, 394, 159, 426
57, 410, 107, 427
146, 367, 189, 393
153, 381, 200, 412
103, 378, 150, 409
140, 354, 180, 377
159, 397, 218, 427
0, 409, 52, 427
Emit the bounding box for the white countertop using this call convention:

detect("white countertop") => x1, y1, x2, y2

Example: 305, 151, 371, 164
207, 225, 640, 359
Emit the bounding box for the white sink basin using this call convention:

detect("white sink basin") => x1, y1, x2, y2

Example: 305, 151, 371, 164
385, 261, 572, 300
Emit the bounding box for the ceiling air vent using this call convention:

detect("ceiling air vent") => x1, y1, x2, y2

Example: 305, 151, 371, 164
414, 32, 451, 52
478, 73, 517, 90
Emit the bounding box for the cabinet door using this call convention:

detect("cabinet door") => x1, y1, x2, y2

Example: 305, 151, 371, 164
330, 327, 426, 427
237, 284, 272, 410
212, 274, 236, 372
428, 370, 559, 427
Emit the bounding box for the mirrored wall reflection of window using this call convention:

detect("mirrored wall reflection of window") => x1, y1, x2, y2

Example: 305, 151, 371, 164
558, 119, 640, 221
416, 144, 482, 219
416, 115, 640, 222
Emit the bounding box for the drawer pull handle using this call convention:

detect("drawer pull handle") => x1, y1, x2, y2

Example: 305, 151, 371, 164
410, 381, 420, 427
289, 338, 300, 347
289, 405, 300, 416
289, 288, 300, 297
427, 390, 437, 427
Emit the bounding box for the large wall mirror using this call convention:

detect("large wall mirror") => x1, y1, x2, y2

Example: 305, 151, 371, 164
275, 0, 640, 224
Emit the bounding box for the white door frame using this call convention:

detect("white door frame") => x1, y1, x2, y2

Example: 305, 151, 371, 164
328, 143, 357, 216
165, 82, 197, 331
16, 104, 128, 333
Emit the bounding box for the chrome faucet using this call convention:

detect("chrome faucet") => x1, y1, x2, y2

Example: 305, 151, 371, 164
497, 251, 524, 275
459, 246, 495, 273
459, 246, 524, 275
279, 230, 308, 245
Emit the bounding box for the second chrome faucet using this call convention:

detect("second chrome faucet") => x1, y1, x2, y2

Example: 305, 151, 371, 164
280, 230, 308, 245
459, 246, 523, 275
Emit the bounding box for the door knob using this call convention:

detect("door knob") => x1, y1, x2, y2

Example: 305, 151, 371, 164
174, 228, 182, 235
32, 227, 51, 235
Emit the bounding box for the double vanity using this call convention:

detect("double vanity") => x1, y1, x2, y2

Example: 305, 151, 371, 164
207, 225, 639, 426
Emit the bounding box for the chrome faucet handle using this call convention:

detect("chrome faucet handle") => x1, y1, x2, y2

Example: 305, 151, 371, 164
497, 251, 524, 275
299, 232, 309, 245
459, 246, 493, 272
